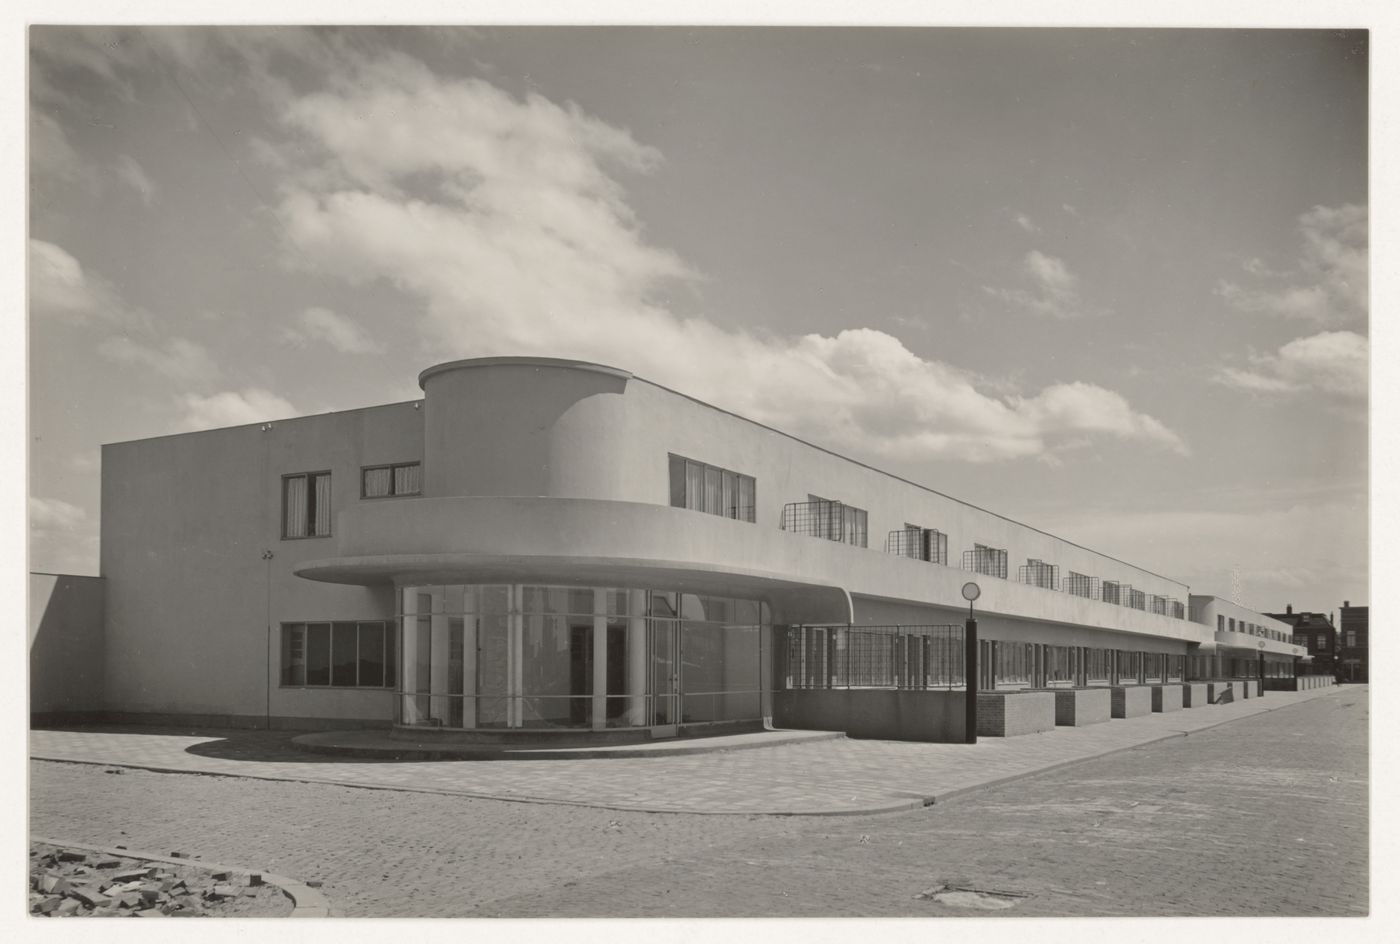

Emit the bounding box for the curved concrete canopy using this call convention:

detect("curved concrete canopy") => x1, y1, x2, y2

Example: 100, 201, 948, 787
293, 495, 1207, 642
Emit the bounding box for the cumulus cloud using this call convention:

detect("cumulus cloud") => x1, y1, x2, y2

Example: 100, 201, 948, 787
28, 239, 120, 321
1013, 212, 1038, 233
30, 110, 92, 188
98, 336, 220, 384
982, 250, 1094, 319
282, 306, 382, 354
265, 52, 1180, 463
115, 154, 157, 205
1035, 492, 1367, 612
1216, 330, 1368, 399
29, 496, 86, 531
178, 388, 300, 431
1216, 203, 1368, 324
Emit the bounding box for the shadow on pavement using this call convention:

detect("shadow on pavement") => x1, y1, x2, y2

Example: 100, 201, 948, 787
32, 724, 405, 765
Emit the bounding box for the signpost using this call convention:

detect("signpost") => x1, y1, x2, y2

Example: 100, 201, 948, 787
962, 581, 981, 745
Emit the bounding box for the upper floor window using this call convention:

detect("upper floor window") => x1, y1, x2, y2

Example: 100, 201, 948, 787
283, 471, 331, 539
1345, 632, 1357, 647
363, 461, 422, 499
887, 524, 948, 563
962, 544, 1008, 579
1218, 615, 1225, 632
668, 454, 756, 522
781, 495, 866, 547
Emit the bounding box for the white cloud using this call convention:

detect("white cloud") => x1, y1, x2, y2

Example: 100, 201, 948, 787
1216, 330, 1368, 400
178, 388, 300, 431
268, 53, 1179, 464
27, 239, 140, 326
1216, 203, 1367, 324
282, 306, 382, 354
98, 336, 220, 384
30, 110, 93, 188
115, 154, 157, 205
29, 497, 100, 575
1035, 493, 1367, 612
1013, 212, 1038, 233
29, 496, 86, 532
982, 250, 1094, 319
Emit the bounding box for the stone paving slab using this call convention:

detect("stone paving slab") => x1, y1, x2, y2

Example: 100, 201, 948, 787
29, 686, 1343, 816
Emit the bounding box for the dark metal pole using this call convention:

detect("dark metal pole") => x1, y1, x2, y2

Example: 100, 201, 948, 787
965, 609, 978, 744
1257, 650, 1265, 697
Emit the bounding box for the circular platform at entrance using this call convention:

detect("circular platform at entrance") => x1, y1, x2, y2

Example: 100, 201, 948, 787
290, 727, 844, 761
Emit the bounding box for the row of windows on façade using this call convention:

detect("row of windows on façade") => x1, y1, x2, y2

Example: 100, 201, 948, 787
271, 450, 1232, 697
279, 451, 1192, 631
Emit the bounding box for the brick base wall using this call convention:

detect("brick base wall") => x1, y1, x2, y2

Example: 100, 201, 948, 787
977, 691, 1056, 737
1151, 684, 1183, 712
1054, 688, 1112, 726
1110, 685, 1153, 718
1181, 683, 1208, 707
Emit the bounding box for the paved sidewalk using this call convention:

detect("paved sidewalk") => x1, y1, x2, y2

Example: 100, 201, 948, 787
30, 686, 1345, 815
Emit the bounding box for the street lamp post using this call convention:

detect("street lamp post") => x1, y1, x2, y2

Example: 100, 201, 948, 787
962, 581, 981, 745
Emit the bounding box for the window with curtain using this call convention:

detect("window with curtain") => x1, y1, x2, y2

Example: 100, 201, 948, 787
667, 454, 756, 523
283, 471, 332, 538
361, 461, 422, 498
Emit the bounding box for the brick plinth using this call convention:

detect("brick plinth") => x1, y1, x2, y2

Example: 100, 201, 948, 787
1110, 685, 1153, 718
976, 691, 1056, 737
1150, 684, 1183, 712
1053, 688, 1111, 726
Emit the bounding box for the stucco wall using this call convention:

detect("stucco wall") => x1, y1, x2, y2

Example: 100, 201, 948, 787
30, 573, 105, 717
101, 401, 420, 722
417, 360, 1190, 609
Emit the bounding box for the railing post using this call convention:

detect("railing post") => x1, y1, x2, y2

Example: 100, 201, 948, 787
964, 617, 978, 744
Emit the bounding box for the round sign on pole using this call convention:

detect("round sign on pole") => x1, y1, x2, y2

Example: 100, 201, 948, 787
961, 581, 981, 602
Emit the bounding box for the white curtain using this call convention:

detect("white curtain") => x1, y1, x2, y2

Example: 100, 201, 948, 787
284, 475, 308, 538
314, 473, 332, 535
394, 463, 421, 495
363, 467, 392, 497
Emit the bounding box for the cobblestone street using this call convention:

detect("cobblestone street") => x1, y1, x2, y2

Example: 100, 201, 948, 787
29, 686, 1367, 917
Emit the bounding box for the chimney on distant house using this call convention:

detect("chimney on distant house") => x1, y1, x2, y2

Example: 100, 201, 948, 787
1286, 604, 1293, 615
1344, 600, 1350, 608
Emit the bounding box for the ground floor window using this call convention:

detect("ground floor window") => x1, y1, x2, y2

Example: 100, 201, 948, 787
397, 583, 769, 730
281, 621, 395, 688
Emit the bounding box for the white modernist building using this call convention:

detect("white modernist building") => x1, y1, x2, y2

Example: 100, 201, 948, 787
40, 356, 1320, 740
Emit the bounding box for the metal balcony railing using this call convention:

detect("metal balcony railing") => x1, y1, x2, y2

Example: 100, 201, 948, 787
781, 624, 965, 691
1017, 559, 1060, 590
884, 528, 949, 564
1102, 580, 1134, 607
781, 500, 847, 542
961, 545, 1008, 579
1064, 572, 1100, 599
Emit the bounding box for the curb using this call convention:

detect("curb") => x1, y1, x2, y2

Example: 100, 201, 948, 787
30, 837, 333, 917
289, 729, 844, 761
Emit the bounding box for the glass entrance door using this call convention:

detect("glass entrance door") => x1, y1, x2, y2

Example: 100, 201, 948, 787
650, 620, 680, 726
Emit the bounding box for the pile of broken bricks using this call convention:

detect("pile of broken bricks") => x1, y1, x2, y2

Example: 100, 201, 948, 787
29, 845, 288, 917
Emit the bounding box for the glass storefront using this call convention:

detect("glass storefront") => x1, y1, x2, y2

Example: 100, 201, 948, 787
396, 583, 769, 730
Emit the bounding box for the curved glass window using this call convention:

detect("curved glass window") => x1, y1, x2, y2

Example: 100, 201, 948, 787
396, 583, 770, 730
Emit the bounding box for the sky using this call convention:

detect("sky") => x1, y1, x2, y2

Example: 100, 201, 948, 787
26, 23, 1370, 616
